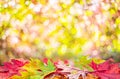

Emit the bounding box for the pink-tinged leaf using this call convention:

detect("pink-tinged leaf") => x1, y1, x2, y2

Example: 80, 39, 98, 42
55, 61, 86, 79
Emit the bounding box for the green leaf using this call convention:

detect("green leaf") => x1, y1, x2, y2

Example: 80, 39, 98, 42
74, 56, 93, 71
40, 60, 55, 74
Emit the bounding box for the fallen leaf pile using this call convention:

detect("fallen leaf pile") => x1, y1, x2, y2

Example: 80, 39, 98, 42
0, 57, 120, 79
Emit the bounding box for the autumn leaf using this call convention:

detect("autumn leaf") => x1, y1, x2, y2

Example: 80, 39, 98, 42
74, 56, 93, 71
0, 59, 27, 79
90, 59, 120, 79
55, 60, 87, 79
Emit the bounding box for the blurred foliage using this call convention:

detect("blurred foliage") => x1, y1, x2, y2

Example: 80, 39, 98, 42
0, 0, 120, 64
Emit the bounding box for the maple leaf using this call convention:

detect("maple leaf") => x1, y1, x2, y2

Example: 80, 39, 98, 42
41, 59, 55, 74
0, 59, 27, 79
56, 60, 87, 79
90, 59, 120, 79
74, 56, 93, 71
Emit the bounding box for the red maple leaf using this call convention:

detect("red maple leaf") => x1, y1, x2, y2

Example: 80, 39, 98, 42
0, 59, 28, 79
90, 59, 120, 79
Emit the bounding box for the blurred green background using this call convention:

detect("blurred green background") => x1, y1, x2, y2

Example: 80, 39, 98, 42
0, 0, 120, 64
